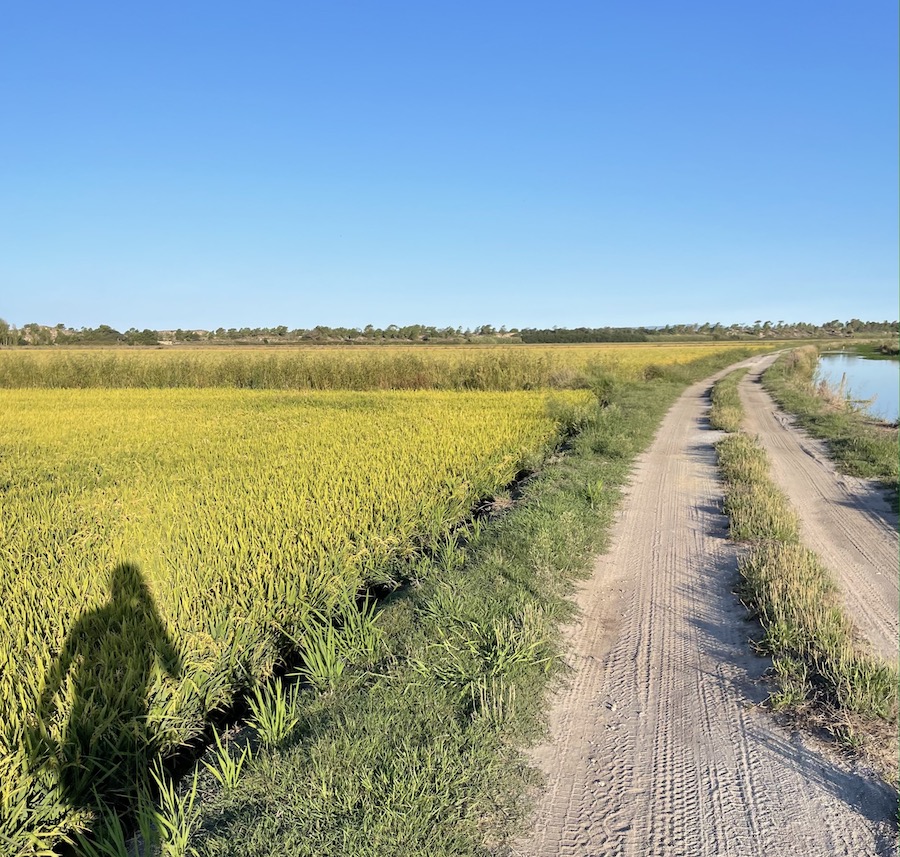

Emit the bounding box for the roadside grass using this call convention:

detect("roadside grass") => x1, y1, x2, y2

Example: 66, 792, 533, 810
121, 350, 760, 857
708, 367, 748, 432
712, 371, 899, 778
762, 347, 898, 495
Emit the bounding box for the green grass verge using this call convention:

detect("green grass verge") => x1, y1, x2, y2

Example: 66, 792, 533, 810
711, 371, 898, 763
762, 347, 898, 492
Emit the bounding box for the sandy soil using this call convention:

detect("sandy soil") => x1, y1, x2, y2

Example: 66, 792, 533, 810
738, 356, 898, 663
517, 356, 896, 857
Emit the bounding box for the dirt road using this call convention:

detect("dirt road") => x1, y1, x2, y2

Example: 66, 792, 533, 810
518, 356, 895, 857
738, 357, 898, 663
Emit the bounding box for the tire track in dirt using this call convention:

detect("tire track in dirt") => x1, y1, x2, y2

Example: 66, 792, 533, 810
738, 357, 898, 663
517, 357, 896, 857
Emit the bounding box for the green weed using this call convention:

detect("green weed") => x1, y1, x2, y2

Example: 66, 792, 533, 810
202, 732, 251, 793
247, 682, 301, 748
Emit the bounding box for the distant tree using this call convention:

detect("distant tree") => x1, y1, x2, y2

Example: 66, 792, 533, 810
0, 317, 17, 346
22, 322, 54, 345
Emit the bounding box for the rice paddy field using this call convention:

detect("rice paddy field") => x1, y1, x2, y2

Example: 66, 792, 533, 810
0, 343, 769, 853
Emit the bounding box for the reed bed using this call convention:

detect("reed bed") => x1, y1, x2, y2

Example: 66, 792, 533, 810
0, 343, 769, 390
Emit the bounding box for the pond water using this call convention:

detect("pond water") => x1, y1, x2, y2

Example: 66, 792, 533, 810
816, 352, 899, 423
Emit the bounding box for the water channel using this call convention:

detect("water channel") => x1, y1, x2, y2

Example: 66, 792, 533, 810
815, 351, 899, 423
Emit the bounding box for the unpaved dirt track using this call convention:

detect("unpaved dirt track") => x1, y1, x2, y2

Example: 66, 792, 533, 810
739, 356, 899, 663
518, 356, 896, 857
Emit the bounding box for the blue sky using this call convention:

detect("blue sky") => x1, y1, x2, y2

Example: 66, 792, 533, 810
1, 2, 897, 330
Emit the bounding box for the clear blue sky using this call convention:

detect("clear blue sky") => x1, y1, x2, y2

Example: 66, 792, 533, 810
2, 2, 897, 330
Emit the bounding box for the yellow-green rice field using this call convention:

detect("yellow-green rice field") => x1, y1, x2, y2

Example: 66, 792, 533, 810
0, 387, 586, 849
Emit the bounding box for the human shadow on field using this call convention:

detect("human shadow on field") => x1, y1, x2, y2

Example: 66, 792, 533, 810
37, 562, 181, 813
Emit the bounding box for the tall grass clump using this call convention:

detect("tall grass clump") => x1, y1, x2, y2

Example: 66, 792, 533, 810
740, 541, 897, 719
717, 434, 800, 542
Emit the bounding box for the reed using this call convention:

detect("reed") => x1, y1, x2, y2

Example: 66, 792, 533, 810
0, 343, 769, 390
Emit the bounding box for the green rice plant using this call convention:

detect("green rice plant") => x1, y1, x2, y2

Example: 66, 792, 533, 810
299, 626, 346, 693
201, 732, 251, 793
584, 476, 604, 509
151, 765, 199, 857
459, 515, 485, 546
247, 682, 301, 748
73, 794, 160, 857
336, 596, 383, 668
281, 594, 384, 692
73, 809, 130, 857
0, 736, 77, 856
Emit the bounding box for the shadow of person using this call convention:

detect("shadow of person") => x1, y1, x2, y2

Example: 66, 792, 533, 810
38, 562, 181, 814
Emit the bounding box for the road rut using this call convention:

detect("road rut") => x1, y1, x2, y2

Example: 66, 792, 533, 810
518, 357, 895, 857
738, 357, 898, 663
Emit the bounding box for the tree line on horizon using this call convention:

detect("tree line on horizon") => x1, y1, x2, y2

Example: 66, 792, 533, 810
0, 317, 897, 347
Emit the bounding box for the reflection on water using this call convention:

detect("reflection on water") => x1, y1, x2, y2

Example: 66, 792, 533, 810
816, 352, 899, 422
